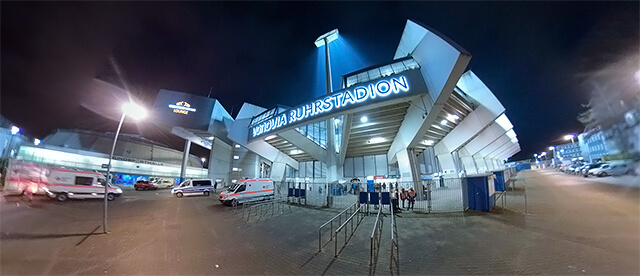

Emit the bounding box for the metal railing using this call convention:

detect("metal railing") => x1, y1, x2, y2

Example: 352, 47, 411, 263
318, 202, 359, 252
242, 198, 292, 222
334, 204, 366, 257
369, 206, 384, 275
389, 205, 399, 275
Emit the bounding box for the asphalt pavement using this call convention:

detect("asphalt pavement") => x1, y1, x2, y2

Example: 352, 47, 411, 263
1, 170, 638, 275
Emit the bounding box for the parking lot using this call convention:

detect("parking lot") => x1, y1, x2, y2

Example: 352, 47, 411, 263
1, 169, 639, 275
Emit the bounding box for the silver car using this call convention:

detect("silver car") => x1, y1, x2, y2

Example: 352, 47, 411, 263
588, 163, 632, 177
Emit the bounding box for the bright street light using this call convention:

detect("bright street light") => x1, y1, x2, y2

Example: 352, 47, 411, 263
34, 139, 41, 146
10, 126, 20, 135
548, 146, 555, 150
103, 101, 146, 234
360, 116, 368, 123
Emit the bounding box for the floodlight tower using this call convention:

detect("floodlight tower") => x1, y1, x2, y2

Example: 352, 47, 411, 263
315, 29, 339, 95
315, 29, 340, 183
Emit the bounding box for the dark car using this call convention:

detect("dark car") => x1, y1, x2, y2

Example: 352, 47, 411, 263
134, 180, 157, 191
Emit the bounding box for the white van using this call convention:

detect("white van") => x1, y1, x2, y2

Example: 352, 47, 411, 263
219, 178, 274, 207
171, 179, 213, 197
3, 160, 122, 202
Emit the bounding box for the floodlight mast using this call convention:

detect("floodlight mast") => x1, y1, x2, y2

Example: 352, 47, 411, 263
315, 28, 339, 95
314, 28, 340, 185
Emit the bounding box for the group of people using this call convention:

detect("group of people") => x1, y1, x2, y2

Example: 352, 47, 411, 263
391, 187, 416, 213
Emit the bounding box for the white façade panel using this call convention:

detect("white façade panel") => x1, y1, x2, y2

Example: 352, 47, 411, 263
353, 156, 365, 177
344, 157, 354, 178
411, 26, 471, 105
394, 20, 429, 59
478, 134, 511, 157
463, 123, 510, 156
375, 154, 387, 176
456, 71, 505, 122
364, 155, 376, 176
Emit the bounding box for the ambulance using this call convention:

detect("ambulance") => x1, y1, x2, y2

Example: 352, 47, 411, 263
218, 178, 274, 207
3, 160, 122, 202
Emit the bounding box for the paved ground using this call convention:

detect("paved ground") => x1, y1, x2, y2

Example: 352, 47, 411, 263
1, 169, 638, 275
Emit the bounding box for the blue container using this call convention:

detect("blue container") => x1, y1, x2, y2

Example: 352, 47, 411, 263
516, 163, 531, 171
493, 170, 506, 191
464, 174, 495, 211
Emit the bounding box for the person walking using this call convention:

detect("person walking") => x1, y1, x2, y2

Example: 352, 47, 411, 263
400, 188, 407, 209
408, 188, 416, 210
392, 189, 401, 213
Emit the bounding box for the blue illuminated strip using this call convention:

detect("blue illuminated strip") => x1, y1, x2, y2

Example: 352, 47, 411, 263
251, 75, 411, 138
168, 104, 196, 112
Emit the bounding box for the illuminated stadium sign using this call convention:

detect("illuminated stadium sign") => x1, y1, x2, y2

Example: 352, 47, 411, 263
169, 101, 196, 115
250, 70, 426, 138
152, 89, 216, 130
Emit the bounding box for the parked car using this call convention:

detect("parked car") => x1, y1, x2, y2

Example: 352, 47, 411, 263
171, 179, 213, 197
134, 180, 157, 190
150, 178, 174, 189
580, 163, 606, 177
588, 163, 632, 177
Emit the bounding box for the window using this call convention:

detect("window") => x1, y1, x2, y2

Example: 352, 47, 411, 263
75, 176, 94, 186
237, 185, 246, 192
193, 180, 210, 186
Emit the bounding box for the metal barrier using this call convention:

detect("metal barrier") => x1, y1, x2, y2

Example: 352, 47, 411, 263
318, 202, 359, 252
369, 206, 384, 275
334, 204, 366, 258
389, 203, 399, 275
242, 198, 292, 222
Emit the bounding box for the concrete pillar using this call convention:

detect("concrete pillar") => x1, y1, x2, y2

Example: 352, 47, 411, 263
208, 139, 232, 184
396, 148, 421, 190
180, 140, 191, 179
434, 141, 457, 178
458, 148, 478, 175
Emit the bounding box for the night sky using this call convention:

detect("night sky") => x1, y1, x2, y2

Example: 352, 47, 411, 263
1, 1, 638, 161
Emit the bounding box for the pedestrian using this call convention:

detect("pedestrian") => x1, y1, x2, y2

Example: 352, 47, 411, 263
214, 181, 218, 191
408, 188, 416, 210
392, 189, 401, 213
400, 188, 407, 209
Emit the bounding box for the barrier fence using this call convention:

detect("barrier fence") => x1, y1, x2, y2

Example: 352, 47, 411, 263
241, 198, 292, 222
334, 204, 366, 258
369, 206, 384, 275
318, 202, 360, 252
389, 204, 399, 276
278, 179, 465, 213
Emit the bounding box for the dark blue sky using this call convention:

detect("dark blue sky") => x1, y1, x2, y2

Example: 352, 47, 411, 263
1, 1, 638, 160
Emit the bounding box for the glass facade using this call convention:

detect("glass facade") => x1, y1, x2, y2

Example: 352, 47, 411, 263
342, 154, 399, 178
296, 121, 327, 149
343, 58, 420, 89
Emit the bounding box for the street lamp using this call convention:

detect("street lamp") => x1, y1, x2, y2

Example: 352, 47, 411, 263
548, 146, 557, 166
103, 101, 147, 234
563, 134, 576, 144
201, 157, 206, 167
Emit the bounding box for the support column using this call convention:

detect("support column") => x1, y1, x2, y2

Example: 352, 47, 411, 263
396, 148, 422, 191
180, 140, 192, 180
208, 139, 232, 184
458, 148, 478, 175
434, 141, 457, 178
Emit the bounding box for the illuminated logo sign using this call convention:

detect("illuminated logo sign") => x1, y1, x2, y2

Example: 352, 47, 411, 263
251, 74, 412, 138
168, 101, 196, 115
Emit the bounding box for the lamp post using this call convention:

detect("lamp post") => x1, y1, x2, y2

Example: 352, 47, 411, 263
103, 102, 146, 234
564, 134, 576, 144
548, 146, 556, 167
201, 157, 206, 168
315, 29, 339, 206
